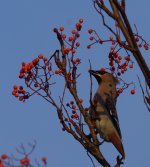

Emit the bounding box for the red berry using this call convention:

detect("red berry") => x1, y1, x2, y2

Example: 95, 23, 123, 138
100, 68, 105, 71
114, 52, 118, 58
1, 154, 7, 159
64, 48, 70, 55
20, 158, 30, 164
124, 56, 130, 61
79, 99, 83, 103
76, 23, 81, 31
87, 45, 91, 49
76, 33, 80, 38
74, 114, 79, 119
48, 67, 52, 71
12, 91, 16, 96
70, 101, 74, 105
76, 42, 80, 47
99, 40, 103, 44
59, 26, 64, 31
115, 59, 121, 64
118, 88, 123, 93
19, 96, 24, 101
118, 56, 122, 60
135, 37, 139, 42
72, 49, 76, 54
89, 36, 94, 41
53, 28, 57, 32
38, 54, 43, 59
68, 37, 73, 41
13, 85, 18, 90
129, 64, 133, 68
79, 18, 84, 24
144, 43, 149, 50
110, 66, 115, 71
109, 61, 114, 66
34, 83, 39, 87
55, 70, 58, 74
76, 58, 80, 63
84, 108, 89, 111
42, 156, 47, 163
88, 29, 93, 34
138, 44, 142, 48
19, 86, 23, 90
72, 29, 76, 34
123, 67, 127, 71
130, 89, 135, 94
19, 73, 24, 78
62, 34, 66, 39
110, 46, 115, 50
72, 105, 76, 109
22, 62, 26, 67
109, 36, 113, 40
112, 40, 116, 45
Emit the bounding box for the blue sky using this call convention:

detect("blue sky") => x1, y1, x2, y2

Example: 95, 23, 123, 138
0, 0, 150, 166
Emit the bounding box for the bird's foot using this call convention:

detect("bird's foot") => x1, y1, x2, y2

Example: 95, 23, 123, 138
116, 155, 124, 166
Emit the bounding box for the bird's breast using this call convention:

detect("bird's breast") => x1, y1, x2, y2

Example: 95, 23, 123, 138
95, 115, 115, 141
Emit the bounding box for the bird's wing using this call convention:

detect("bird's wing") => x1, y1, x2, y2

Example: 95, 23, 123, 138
105, 96, 122, 139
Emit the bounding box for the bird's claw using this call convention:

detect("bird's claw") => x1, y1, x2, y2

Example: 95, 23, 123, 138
116, 155, 124, 165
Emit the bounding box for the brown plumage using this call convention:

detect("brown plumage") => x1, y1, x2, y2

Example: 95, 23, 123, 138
89, 69, 125, 159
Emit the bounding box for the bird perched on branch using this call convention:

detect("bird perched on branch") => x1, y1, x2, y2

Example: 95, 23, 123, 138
89, 69, 125, 159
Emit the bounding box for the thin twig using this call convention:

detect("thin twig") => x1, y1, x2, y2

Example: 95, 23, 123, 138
87, 150, 96, 167
137, 75, 150, 112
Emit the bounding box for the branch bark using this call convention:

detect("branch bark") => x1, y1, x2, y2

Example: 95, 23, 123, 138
95, 0, 150, 89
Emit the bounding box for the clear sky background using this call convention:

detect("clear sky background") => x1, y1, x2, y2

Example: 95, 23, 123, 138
0, 0, 150, 167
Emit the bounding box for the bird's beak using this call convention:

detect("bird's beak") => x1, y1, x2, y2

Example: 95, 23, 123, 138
89, 70, 103, 84
89, 70, 101, 77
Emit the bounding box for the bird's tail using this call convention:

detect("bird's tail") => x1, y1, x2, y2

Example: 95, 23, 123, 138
109, 132, 125, 159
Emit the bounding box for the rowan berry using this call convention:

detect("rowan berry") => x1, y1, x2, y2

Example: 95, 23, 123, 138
88, 29, 93, 34
130, 89, 135, 94
38, 54, 43, 59
79, 18, 83, 24
87, 45, 91, 49
68, 37, 73, 41
1, 154, 7, 159
59, 26, 64, 31
76, 42, 80, 47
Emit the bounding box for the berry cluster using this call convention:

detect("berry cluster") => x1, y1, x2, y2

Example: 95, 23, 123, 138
19, 54, 52, 82
12, 85, 29, 101
12, 54, 56, 102
87, 29, 134, 75
13, 19, 85, 103
53, 18, 84, 64
86, 26, 142, 96
0, 153, 47, 166
19, 59, 39, 79
108, 49, 134, 75
117, 87, 135, 96
66, 100, 80, 120
65, 99, 83, 121
134, 35, 149, 50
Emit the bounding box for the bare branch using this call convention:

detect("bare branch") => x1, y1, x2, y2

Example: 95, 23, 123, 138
137, 76, 150, 112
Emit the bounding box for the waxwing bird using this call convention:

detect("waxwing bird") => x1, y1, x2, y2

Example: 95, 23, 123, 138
89, 69, 125, 159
